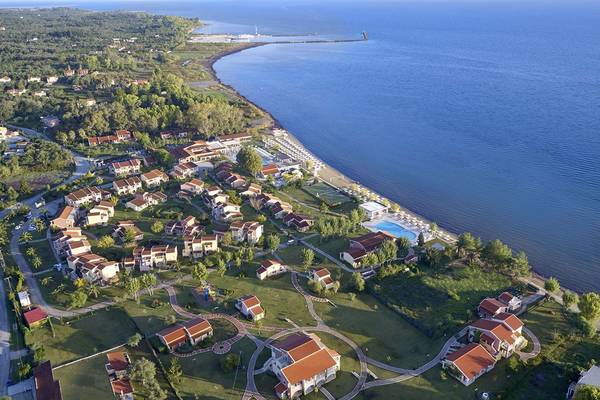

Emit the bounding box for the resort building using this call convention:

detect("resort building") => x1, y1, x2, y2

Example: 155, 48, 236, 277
52, 228, 88, 256
212, 202, 243, 222
468, 313, 527, 359
105, 352, 131, 380
65, 186, 106, 207
109, 159, 141, 177
23, 307, 48, 328
241, 182, 262, 198
359, 201, 389, 220
477, 298, 509, 318
256, 259, 287, 280
33, 361, 63, 400
171, 161, 202, 180
18, 291, 31, 309
179, 178, 204, 196
309, 268, 335, 290
84, 201, 114, 226
442, 343, 496, 386
229, 221, 264, 244
339, 231, 395, 268
125, 191, 167, 212
157, 318, 213, 351
259, 163, 280, 179
170, 140, 221, 163
113, 176, 143, 196
497, 292, 522, 311
235, 295, 265, 321
51, 205, 78, 230
266, 333, 341, 399
182, 235, 219, 258
87, 130, 132, 146
133, 244, 178, 271
165, 215, 203, 237
67, 253, 120, 284
140, 169, 169, 187
282, 213, 313, 232
112, 221, 144, 243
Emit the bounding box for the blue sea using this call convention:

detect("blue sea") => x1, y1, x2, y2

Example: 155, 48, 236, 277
5, 0, 600, 292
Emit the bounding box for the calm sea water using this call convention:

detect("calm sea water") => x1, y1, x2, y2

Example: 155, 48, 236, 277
6, 1, 600, 292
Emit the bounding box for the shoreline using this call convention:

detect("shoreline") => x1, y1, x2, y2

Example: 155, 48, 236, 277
203, 41, 589, 295
205, 43, 457, 242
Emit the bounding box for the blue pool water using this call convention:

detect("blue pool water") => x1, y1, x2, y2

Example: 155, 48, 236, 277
372, 221, 417, 242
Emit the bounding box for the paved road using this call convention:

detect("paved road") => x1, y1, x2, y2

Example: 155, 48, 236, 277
518, 327, 541, 361
0, 251, 11, 395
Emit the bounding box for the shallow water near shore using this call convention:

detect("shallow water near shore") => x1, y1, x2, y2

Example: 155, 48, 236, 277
15, 0, 600, 292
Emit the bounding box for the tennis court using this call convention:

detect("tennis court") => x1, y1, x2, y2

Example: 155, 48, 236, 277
302, 182, 352, 206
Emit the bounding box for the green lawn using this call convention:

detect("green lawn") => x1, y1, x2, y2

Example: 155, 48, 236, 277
372, 264, 514, 338
54, 341, 174, 400
159, 337, 256, 400
121, 289, 178, 336
313, 289, 444, 369
187, 264, 317, 329
26, 307, 137, 365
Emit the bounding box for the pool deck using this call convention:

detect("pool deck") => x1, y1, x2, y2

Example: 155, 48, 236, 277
363, 214, 435, 244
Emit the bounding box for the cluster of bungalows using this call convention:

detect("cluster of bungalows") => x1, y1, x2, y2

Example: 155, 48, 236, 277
228, 221, 264, 245
157, 317, 213, 351
170, 160, 213, 180
256, 259, 287, 280
64, 186, 108, 207
442, 293, 527, 386
235, 295, 265, 321
215, 162, 247, 189
105, 351, 134, 399
477, 292, 523, 318
266, 333, 341, 399
200, 184, 242, 222
88, 130, 133, 146
252, 192, 314, 232
133, 245, 178, 271
177, 178, 205, 199
113, 176, 143, 196
339, 231, 396, 268
140, 168, 169, 188
52, 226, 121, 285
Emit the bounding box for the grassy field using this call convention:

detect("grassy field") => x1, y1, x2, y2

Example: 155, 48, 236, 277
159, 337, 256, 400
25, 307, 137, 365
176, 263, 317, 329
372, 264, 514, 338
313, 289, 445, 369
54, 341, 174, 400
121, 289, 178, 336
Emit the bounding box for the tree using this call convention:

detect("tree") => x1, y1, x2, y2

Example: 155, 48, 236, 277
193, 262, 208, 282
511, 251, 530, 277
40, 276, 54, 287
126, 276, 142, 301
20, 232, 32, 243
68, 290, 88, 309
351, 272, 365, 292
562, 290, 578, 309
236, 146, 262, 176
167, 357, 183, 385
89, 284, 100, 298
220, 353, 240, 372
31, 256, 42, 269
217, 259, 227, 277
482, 239, 512, 270
266, 233, 280, 254
319, 202, 329, 213
96, 235, 115, 249
128, 333, 143, 347
396, 237, 411, 257
31, 342, 46, 364
579, 292, 600, 322
221, 231, 233, 246
417, 232, 425, 247
150, 220, 164, 234
130, 358, 157, 387
301, 248, 314, 270
141, 273, 158, 295
574, 385, 600, 400
544, 277, 560, 293
123, 227, 138, 244
74, 278, 87, 289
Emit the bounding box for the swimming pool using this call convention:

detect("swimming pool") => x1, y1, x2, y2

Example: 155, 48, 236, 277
372, 220, 418, 241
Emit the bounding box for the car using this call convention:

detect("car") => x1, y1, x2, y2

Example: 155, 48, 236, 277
28, 225, 36, 232
15, 224, 22, 230
287, 239, 295, 245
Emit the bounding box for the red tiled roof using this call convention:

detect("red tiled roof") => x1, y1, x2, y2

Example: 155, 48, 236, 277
493, 312, 523, 331
478, 298, 505, 315
498, 292, 515, 304
240, 295, 260, 308
183, 318, 212, 339
281, 348, 337, 385
24, 307, 48, 326
106, 351, 129, 372
446, 343, 495, 382
157, 325, 187, 346
111, 378, 134, 395
33, 361, 62, 400
471, 319, 517, 344
314, 268, 331, 278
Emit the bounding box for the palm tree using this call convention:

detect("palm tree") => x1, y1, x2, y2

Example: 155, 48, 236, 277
73, 278, 87, 290
41, 276, 54, 287
25, 247, 36, 258
89, 284, 100, 299
31, 256, 42, 269
20, 232, 32, 243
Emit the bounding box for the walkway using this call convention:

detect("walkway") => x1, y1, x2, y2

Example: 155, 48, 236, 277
0, 251, 11, 396
518, 327, 541, 361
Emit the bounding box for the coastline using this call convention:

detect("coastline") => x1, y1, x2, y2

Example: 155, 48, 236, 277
202, 42, 591, 297
205, 43, 457, 243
